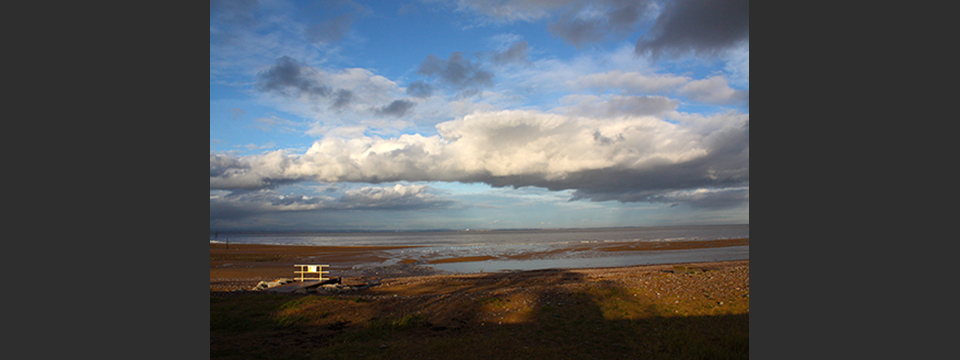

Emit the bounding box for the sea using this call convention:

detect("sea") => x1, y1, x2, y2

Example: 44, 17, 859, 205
210, 224, 748, 247
210, 224, 749, 273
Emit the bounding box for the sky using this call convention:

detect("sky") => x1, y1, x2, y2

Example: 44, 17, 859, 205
210, 0, 749, 232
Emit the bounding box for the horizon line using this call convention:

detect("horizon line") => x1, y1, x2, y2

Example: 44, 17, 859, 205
209, 223, 749, 234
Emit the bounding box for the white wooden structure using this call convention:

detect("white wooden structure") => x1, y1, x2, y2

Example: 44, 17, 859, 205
293, 264, 329, 282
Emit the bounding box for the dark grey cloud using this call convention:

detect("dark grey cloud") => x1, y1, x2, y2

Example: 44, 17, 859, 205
210, 153, 248, 178
561, 162, 749, 208
515, 121, 747, 208
374, 99, 416, 117
635, 0, 749, 59
416, 52, 494, 98
255, 56, 331, 98
305, 14, 354, 44
405, 80, 434, 98
548, 0, 653, 47
491, 40, 531, 65
331, 89, 354, 109
210, 152, 308, 191
474, 120, 748, 207
606, 1, 644, 29
572, 186, 749, 210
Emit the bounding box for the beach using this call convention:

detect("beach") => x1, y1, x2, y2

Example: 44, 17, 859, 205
211, 239, 748, 359
210, 238, 748, 291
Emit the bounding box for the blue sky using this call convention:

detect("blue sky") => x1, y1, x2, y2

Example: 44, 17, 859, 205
210, 0, 749, 231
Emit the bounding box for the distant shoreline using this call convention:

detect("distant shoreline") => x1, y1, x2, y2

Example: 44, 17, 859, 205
209, 223, 749, 236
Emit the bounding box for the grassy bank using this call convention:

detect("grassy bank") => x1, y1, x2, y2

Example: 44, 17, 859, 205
211, 262, 748, 359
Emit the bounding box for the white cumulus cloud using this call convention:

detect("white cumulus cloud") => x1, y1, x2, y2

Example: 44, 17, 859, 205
211, 108, 748, 207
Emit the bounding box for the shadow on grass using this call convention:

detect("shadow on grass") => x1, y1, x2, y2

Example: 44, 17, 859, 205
211, 268, 748, 360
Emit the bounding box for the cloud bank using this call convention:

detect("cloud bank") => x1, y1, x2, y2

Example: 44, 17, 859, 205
211, 108, 748, 208
210, 183, 457, 221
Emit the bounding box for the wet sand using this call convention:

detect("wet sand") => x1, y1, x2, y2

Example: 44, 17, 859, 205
210, 238, 748, 291
427, 255, 499, 264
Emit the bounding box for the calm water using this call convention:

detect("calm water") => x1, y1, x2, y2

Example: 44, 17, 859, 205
210, 224, 748, 247
211, 225, 748, 272
429, 246, 750, 273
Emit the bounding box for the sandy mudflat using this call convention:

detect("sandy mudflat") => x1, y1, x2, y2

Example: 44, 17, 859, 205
210, 244, 421, 290
210, 238, 747, 291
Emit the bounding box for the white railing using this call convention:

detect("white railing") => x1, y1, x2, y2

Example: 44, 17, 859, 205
293, 264, 329, 282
